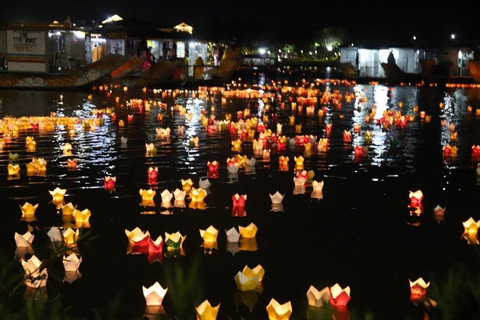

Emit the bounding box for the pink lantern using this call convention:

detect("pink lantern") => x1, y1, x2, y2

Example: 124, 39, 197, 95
147, 236, 163, 263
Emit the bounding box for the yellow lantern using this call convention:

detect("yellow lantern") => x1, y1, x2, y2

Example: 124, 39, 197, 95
49, 187, 67, 207
199, 225, 218, 244
239, 223, 258, 239
462, 217, 479, 245
266, 298, 292, 320
73, 208, 91, 228
7, 163, 21, 176
181, 178, 194, 194
139, 188, 156, 207
234, 264, 265, 291
195, 300, 220, 320
306, 285, 330, 308
20, 202, 39, 221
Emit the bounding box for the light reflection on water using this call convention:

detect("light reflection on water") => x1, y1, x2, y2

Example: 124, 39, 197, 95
1, 82, 480, 318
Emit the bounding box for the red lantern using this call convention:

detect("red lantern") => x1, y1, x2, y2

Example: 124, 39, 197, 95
147, 237, 163, 263
104, 176, 116, 191
232, 194, 247, 217
207, 161, 219, 179
148, 167, 158, 185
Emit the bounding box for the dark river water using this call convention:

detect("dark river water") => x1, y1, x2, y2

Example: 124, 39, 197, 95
1, 72, 480, 319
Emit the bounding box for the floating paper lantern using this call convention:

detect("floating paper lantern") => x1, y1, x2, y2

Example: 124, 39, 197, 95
343, 130, 352, 142
200, 225, 218, 244
165, 231, 186, 253
145, 143, 157, 156
125, 227, 151, 253
14, 231, 35, 248
225, 227, 241, 243
20, 202, 39, 221
21, 255, 48, 288
49, 187, 67, 207
189, 136, 199, 148
232, 139, 242, 152
189, 187, 207, 210
199, 178, 211, 190
63, 143, 73, 156
63, 254, 82, 273
266, 298, 292, 320
121, 136, 128, 146
7, 163, 20, 176
73, 208, 91, 228
47, 226, 63, 243
160, 189, 173, 208
239, 222, 257, 239
408, 190, 424, 215
409, 278, 430, 305
263, 149, 271, 162
236, 154, 247, 169
232, 193, 247, 217
181, 178, 194, 194
63, 228, 79, 249
311, 180, 324, 200
67, 158, 77, 169
329, 283, 351, 307
306, 285, 330, 308
147, 236, 164, 263
293, 176, 306, 195
294, 156, 304, 172
104, 176, 116, 192
433, 205, 445, 223
462, 217, 479, 245
143, 282, 168, 306
207, 161, 219, 179
269, 191, 285, 212
472, 145, 480, 160
234, 264, 265, 291
148, 167, 158, 185
278, 156, 289, 171
173, 188, 187, 208
196, 300, 220, 320
139, 188, 156, 207
61, 202, 77, 216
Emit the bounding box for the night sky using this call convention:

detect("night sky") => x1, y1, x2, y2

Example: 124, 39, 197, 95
0, 0, 478, 47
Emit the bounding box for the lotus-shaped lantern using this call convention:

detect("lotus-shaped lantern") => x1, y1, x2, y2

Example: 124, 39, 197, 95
239, 222, 257, 239
63, 253, 82, 283
47, 226, 63, 243
173, 188, 187, 208
294, 156, 304, 172
125, 227, 151, 254
147, 236, 164, 263
329, 283, 351, 307
147, 167, 158, 185
73, 208, 91, 228
306, 285, 330, 308
232, 193, 247, 217
20, 202, 39, 222
225, 227, 241, 243
189, 136, 199, 148
293, 176, 306, 195
22, 255, 48, 288
63, 228, 79, 250
234, 264, 265, 292
196, 300, 220, 320
269, 191, 285, 212
49, 187, 67, 207
14, 231, 35, 248
409, 278, 430, 305
104, 176, 116, 192
63, 143, 73, 156
462, 217, 479, 245
160, 189, 173, 208
266, 298, 292, 320
7, 163, 20, 176
181, 178, 193, 194
433, 205, 445, 223
189, 187, 207, 210
232, 139, 242, 152
67, 158, 77, 169
278, 156, 289, 171
408, 189, 424, 215
207, 161, 219, 179
139, 188, 156, 207
311, 180, 324, 200
143, 282, 168, 306
145, 143, 157, 156
164, 231, 186, 256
